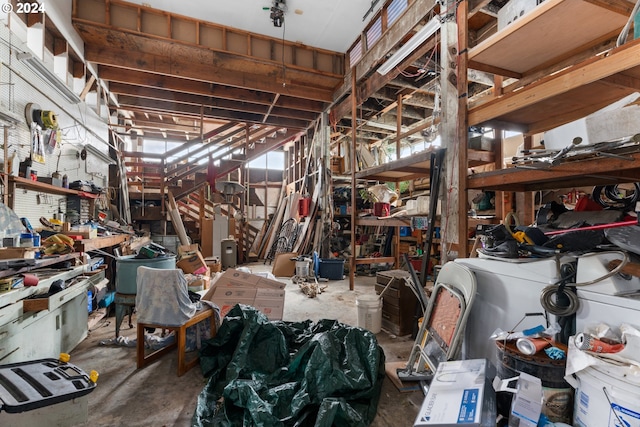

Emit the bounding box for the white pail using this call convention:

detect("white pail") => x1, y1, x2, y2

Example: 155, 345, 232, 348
573, 365, 640, 427
356, 295, 382, 334
295, 260, 309, 277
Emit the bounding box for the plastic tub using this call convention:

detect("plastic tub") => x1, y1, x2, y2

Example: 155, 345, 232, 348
318, 258, 345, 280
356, 295, 382, 334
115, 254, 176, 294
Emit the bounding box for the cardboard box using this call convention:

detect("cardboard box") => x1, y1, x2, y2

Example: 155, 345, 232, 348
202, 268, 286, 320
414, 359, 495, 427
271, 252, 297, 277
0, 247, 38, 259
176, 250, 207, 275
178, 244, 200, 256
204, 268, 286, 292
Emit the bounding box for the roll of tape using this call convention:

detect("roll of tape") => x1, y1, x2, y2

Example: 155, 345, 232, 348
41, 110, 58, 129
22, 273, 39, 287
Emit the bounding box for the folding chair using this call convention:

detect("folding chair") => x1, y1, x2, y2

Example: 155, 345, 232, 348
397, 261, 477, 382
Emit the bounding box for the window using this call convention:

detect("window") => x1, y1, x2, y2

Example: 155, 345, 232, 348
247, 151, 285, 170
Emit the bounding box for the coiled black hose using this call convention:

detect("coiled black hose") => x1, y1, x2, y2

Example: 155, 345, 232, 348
592, 183, 640, 210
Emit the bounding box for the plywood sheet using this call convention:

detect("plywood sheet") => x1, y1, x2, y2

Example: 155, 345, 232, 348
469, 0, 630, 75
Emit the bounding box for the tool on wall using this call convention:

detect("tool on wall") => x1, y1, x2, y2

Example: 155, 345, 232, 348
25, 103, 61, 164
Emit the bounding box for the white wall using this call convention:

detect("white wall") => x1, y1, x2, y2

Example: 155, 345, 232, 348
0, 14, 112, 229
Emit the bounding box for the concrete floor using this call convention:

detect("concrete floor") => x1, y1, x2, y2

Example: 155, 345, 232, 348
67, 263, 424, 427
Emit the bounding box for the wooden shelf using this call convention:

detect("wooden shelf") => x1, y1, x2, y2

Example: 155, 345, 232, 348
356, 216, 413, 227
468, 149, 640, 191
355, 149, 434, 182
0, 253, 80, 279
469, 41, 640, 133
468, 0, 632, 76
74, 234, 130, 252
355, 148, 493, 182
9, 176, 99, 199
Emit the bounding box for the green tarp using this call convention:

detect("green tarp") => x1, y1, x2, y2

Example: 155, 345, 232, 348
192, 304, 385, 427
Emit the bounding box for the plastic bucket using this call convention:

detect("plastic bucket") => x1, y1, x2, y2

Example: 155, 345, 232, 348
572, 365, 640, 427
373, 202, 390, 217
296, 260, 310, 277
356, 295, 382, 334
496, 341, 573, 423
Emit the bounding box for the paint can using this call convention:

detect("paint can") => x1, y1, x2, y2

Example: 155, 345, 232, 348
571, 364, 640, 427
496, 340, 573, 423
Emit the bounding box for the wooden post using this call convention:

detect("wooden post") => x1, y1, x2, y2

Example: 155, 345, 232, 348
350, 69, 357, 291
517, 135, 535, 225
440, 0, 469, 261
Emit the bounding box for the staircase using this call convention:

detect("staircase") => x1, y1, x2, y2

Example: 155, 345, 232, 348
123, 124, 301, 258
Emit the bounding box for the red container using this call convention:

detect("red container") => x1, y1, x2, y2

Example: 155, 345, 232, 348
373, 202, 390, 217
299, 197, 311, 217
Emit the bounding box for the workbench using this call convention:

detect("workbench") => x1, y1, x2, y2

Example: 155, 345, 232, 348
0, 261, 104, 364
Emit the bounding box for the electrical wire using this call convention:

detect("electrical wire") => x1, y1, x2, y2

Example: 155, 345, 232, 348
540, 250, 629, 316
616, 0, 640, 47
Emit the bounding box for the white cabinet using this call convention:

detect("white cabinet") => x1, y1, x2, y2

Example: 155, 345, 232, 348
0, 265, 103, 364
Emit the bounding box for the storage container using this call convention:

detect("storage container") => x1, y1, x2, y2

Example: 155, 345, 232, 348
318, 258, 345, 280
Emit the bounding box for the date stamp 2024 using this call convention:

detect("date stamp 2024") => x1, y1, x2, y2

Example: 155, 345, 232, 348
2, 2, 45, 14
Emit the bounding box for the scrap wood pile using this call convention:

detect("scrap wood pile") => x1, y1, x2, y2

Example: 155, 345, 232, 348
192, 305, 384, 427
256, 186, 328, 263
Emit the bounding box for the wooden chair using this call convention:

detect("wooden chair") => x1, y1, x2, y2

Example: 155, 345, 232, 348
134, 266, 217, 376
137, 307, 216, 376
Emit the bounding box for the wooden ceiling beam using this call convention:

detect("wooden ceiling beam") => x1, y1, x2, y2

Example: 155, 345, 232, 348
80, 30, 337, 102
109, 82, 320, 122
117, 95, 310, 129
98, 65, 327, 113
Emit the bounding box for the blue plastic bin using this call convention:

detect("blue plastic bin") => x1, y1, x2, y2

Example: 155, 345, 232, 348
318, 258, 345, 280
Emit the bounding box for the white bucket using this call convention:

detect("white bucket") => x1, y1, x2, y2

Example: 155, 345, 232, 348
356, 295, 382, 334
295, 260, 309, 277
572, 365, 640, 427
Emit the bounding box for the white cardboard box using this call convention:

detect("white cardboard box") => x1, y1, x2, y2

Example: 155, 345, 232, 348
414, 359, 494, 427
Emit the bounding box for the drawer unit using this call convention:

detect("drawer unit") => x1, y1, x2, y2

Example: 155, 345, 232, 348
0, 266, 104, 364
375, 270, 418, 336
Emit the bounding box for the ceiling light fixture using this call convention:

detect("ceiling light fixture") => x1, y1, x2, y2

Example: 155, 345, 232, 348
17, 52, 81, 104
377, 17, 441, 75
269, 0, 286, 27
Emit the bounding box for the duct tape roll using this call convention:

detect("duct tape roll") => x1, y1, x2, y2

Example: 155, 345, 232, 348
516, 337, 549, 355
41, 110, 58, 129
22, 273, 39, 287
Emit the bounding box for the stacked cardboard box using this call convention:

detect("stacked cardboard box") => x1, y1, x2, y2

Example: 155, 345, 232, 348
176, 244, 207, 275
202, 268, 286, 320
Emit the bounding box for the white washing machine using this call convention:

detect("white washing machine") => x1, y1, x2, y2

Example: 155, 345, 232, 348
454, 256, 566, 366
454, 252, 640, 367
574, 252, 640, 333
